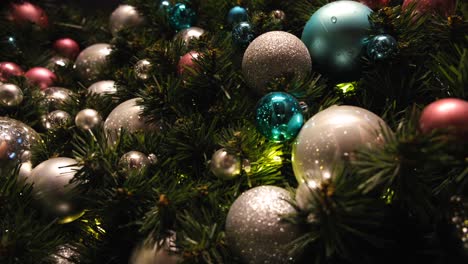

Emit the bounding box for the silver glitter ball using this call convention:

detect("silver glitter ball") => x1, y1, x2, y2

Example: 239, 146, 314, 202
0, 117, 40, 164
42, 110, 72, 130
225, 186, 302, 264
30, 157, 82, 217
242, 31, 311, 94
210, 148, 241, 180
292, 105, 391, 185
104, 98, 161, 145
130, 231, 182, 264
175, 26, 205, 45
0, 83, 23, 107
75, 109, 102, 130
51, 244, 79, 264
109, 4, 144, 36
46, 56, 71, 72
87, 80, 117, 95
41, 87, 75, 111
119, 150, 150, 174
74, 43, 112, 83
134, 59, 152, 80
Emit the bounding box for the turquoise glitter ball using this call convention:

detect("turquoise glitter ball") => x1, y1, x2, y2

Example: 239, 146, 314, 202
255, 92, 304, 142
169, 3, 196, 31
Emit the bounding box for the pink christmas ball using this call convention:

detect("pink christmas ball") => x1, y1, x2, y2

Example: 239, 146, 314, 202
402, 0, 456, 17
25, 67, 57, 90
0, 62, 24, 82
8, 2, 49, 28
419, 98, 468, 138
53, 38, 80, 59
177, 51, 201, 75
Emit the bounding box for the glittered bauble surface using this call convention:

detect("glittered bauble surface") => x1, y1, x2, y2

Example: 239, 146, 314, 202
242, 31, 311, 94
41, 87, 75, 111
301, 1, 372, 81
292, 105, 391, 184
42, 110, 72, 130
210, 148, 241, 180
109, 5, 144, 36
75, 109, 102, 130
358, 0, 390, 9
177, 51, 200, 75
169, 3, 196, 31
74, 43, 112, 83
256, 92, 304, 142
130, 231, 182, 264
87, 80, 117, 95
175, 26, 205, 45
0, 117, 40, 163
419, 98, 468, 138
8, 2, 48, 28
30, 157, 82, 217
227, 6, 248, 25
232, 21, 254, 46
53, 38, 80, 59
119, 151, 150, 174
134, 59, 152, 80
367, 34, 398, 61
0, 62, 24, 82
0, 83, 23, 107
25, 67, 57, 90
51, 244, 79, 264
402, 0, 456, 17
225, 186, 301, 264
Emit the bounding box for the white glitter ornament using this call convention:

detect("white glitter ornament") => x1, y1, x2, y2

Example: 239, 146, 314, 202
225, 186, 302, 263
0, 117, 40, 164
74, 43, 112, 83
87, 80, 117, 95
109, 5, 143, 36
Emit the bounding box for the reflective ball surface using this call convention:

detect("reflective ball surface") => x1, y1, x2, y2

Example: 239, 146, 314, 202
119, 150, 150, 174
75, 109, 102, 130
87, 80, 117, 95
42, 110, 72, 130
175, 27, 205, 45
210, 148, 241, 180
0, 83, 23, 107
40, 87, 75, 111
0, 117, 40, 164
134, 59, 152, 80
109, 4, 143, 36
74, 43, 112, 83
25, 67, 57, 90
0, 62, 24, 82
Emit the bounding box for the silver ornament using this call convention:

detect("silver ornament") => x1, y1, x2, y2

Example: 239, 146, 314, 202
41, 87, 75, 111
0, 117, 40, 164
74, 43, 112, 83
134, 59, 152, 80
18, 161, 33, 183
270, 10, 286, 22
242, 31, 312, 94
30, 157, 82, 217
87, 80, 117, 95
0, 83, 23, 107
148, 153, 158, 164
51, 244, 79, 264
292, 105, 392, 185
109, 5, 144, 36
210, 148, 241, 180
225, 186, 301, 264
175, 26, 205, 45
130, 231, 182, 264
119, 150, 150, 174
42, 110, 72, 130
104, 98, 161, 145
46, 56, 71, 71
75, 109, 102, 130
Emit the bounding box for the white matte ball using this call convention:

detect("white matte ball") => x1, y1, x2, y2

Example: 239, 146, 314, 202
109, 5, 144, 36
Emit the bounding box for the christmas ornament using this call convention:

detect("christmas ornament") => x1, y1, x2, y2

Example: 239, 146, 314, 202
87, 80, 117, 95
53, 38, 80, 59
242, 31, 311, 94
177, 51, 200, 75
51, 244, 79, 264
46, 56, 71, 72
134, 59, 152, 80
0, 117, 40, 162
30, 157, 82, 217
358, 0, 390, 9
295, 181, 315, 212
175, 26, 205, 45
169, 3, 196, 31
18, 161, 33, 182
25, 67, 57, 90
40, 87, 75, 111
255, 92, 304, 142
232, 21, 254, 46
367, 34, 398, 61
225, 186, 301, 263
119, 151, 150, 174
0, 62, 23, 82
42, 110, 72, 130
130, 231, 182, 264
75, 109, 102, 130
8, 2, 48, 28
104, 98, 160, 145
148, 153, 158, 164
419, 98, 468, 138
301, 1, 372, 81
0, 83, 23, 107
402, 0, 456, 17
292, 105, 391, 184
270, 10, 286, 22
109, 5, 144, 36
159, 0, 172, 12
227, 6, 248, 25
210, 148, 241, 180
447, 196, 468, 259
74, 43, 112, 83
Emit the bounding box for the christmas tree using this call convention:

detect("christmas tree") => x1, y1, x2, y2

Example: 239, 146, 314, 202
0, 0, 467, 263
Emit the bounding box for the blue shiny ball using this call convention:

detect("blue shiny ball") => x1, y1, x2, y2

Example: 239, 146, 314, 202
232, 21, 254, 46
255, 92, 304, 142
301, 1, 372, 81
367, 34, 397, 61
169, 3, 196, 31
227, 6, 248, 25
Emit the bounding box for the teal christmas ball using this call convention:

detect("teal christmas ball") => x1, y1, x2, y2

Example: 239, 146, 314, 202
301, 1, 373, 81
367, 34, 397, 61
227, 6, 248, 25
169, 3, 196, 31
255, 92, 304, 142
